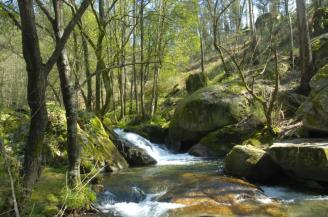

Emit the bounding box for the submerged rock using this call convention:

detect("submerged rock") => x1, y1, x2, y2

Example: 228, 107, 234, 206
269, 139, 328, 183
224, 145, 282, 182
168, 84, 264, 152
160, 173, 283, 217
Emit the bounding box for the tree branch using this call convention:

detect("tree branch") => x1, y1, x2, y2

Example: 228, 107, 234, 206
0, 2, 22, 30
44, 0, 93, 74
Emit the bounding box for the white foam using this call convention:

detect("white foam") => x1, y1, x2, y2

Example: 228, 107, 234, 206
98, 201, 184, 217
114, 129, 201, 165
261, 186, 328, 203
97, 189, 184, 217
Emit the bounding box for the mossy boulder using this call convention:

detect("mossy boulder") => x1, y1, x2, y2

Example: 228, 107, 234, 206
224, 145, 282, 182
189, 120, 261, 157
311, 33, 328, 71
310, 64, 328, 92
298, 64, 328, 134
78, 113, 129, 172
168, 84, 265, 152
269, 139, 328, 182
185, 72, 208, 94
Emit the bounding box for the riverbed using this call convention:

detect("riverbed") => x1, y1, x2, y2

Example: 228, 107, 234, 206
95, 130, 328, 217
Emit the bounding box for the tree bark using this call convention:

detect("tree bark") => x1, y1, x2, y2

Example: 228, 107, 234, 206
296, 0, 313, 94
139, 0, 146, 117
81, 32, 92, 110
17, 0, 91, 189
53, 0, 81, 187
18, 0, 48, 190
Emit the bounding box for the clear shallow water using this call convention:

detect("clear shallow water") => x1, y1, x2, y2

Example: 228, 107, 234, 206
97, 130, 328, 217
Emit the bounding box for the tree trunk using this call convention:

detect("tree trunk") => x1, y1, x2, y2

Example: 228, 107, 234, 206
81, 33, 92, 110
296, 0, 313, 94
285, 0, 294, 70
139, 0, 146, 117
53, 0, 81, 188
18, 0, 91, 190
18, 0, 48, 190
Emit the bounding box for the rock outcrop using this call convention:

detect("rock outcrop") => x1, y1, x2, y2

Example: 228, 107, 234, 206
298, 64, 328, 134
224, 145, 282, 182
168, 84, 264, 152
269, 139, 328, 182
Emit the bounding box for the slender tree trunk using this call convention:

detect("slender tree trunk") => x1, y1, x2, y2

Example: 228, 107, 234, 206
139, 0, 145, 117
200, 34, 205, 74
53, 0, 81, 187
18, 0, 90, 190
285, 0, 294, 70
248, 0, 256, 46
296, 0, 313, 94
133, 0, 139, 114
95, 0, 105, 112
81, 33, 92, 110
18, 0, 48, 190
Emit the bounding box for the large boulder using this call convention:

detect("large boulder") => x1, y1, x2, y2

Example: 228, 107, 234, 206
224, 145, 282, 182
189, 119, 261, 157
298, 64, 328, 134
185, 72, 208, 94
311, 33, 328, 71
78, 113, 129, 172
269, 139, 328, 182
168, 84, 264, 152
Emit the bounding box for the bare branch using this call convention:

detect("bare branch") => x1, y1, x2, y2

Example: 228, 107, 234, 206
44, 0, 93, 74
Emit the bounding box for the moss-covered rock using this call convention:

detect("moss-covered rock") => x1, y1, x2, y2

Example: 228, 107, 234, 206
310, 64, 328, 92
298, 64, 328, 134
185, 72, 208, 94
0, 104, 129, 172
78, 113, 129, 172
269, 139, 328, 182
189, 120, 261, 157
311, 33, 328, 71
168, 84, 265, 152
224, 145, 282, 182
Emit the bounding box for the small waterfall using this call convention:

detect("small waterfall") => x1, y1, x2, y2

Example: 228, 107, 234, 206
96, 187, 184, 217
114, 129, 200, 165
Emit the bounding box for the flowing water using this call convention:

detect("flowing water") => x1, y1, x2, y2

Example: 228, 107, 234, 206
96, 130, 328, 217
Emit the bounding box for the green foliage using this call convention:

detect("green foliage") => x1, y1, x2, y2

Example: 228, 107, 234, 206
60, 186, 96, 210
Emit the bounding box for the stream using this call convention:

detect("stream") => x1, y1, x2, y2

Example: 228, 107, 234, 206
96, 130, 328, 217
